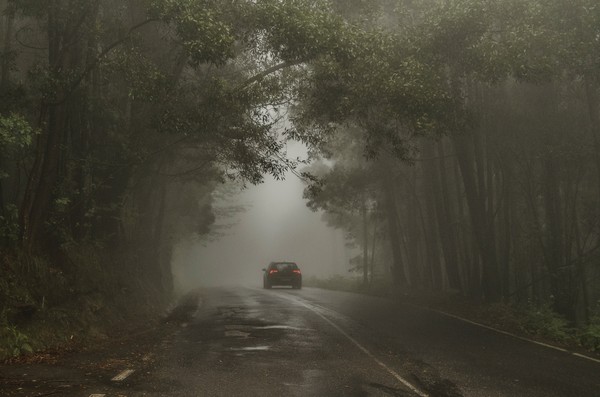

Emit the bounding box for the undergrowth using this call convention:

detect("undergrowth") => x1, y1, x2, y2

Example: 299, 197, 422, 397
0, 325, 32, 357
579, 315, 600, 351
0, 245, 170, 361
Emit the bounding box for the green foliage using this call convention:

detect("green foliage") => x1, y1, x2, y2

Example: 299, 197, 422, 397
519, 304, 573, 343
152, 0, 237, 65
254, 0, 350, 63
0, 325, 33, 357
579, 314, 600, 351
0, 112, 35, 148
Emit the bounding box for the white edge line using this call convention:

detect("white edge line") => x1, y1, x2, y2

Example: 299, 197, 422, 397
408, 304, 600, 365
111, 368, 135, 381
278, 293, 428, 397
573, 352, 600, 363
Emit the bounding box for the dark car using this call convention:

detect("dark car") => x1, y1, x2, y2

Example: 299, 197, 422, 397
262, 262, 302, 289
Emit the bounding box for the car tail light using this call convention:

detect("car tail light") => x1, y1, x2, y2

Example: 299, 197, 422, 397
269, 269, 278, 274
293, 269, 301, 274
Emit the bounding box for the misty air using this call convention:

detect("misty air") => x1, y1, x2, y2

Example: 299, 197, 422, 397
0, 1, 599, 396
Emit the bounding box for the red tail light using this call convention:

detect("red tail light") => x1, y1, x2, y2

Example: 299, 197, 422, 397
269, 269, 278, 274
293, 269, 301, 274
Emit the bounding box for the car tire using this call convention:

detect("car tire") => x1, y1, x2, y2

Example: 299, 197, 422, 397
264, 280, 271, 289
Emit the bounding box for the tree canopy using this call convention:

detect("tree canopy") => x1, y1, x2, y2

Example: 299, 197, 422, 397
0, 0, 599, 334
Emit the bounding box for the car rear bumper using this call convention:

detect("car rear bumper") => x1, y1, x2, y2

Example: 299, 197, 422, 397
266, 276, 302, 285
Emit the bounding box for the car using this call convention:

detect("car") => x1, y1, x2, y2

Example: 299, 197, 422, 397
262, 261, 302, 289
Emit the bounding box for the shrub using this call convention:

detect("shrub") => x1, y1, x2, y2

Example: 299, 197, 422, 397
1, 325, 33, 357
579, 316, 600, 351
518, 304, 572, 344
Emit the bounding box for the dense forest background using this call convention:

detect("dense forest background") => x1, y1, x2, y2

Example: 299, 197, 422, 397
0, 0, 599, 356
300, 0, 600, 331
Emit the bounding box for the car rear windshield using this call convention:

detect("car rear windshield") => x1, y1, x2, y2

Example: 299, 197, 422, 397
271, 263, 298, 271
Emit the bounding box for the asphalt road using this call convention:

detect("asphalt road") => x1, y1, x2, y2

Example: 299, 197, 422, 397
1, 286, 599, 396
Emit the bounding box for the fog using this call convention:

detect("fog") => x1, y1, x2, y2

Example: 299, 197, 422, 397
171, 141, 349, 292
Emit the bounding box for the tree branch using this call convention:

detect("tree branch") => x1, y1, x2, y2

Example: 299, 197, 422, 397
240, 59, 304, 89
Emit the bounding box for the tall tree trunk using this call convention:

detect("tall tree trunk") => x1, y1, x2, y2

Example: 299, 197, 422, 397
19, 1, 68, 250
383, 169, 407, 287
361, 195, 369, 286
452, 150, 475, 296
453, 131, 501, 302
0, 2, 13, 90
542, 156, 575, 322
434, 140, 462, 290
583, 77, 600, 204
421, 142, 443, 290
405, 167, 425, 287
0, 3, 15, 214
369, 221, 377, 285
500, 166, 512, 303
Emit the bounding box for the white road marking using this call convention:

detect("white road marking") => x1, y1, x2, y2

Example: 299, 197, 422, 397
111, 369, 135, 381
573, 353, 600, 363
89, 394, 105, 397
276, 293, 428, 397
409, 304, 600, 365
254, 325, 310, 331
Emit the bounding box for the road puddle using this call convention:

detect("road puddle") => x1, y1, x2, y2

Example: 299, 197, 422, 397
253, 325, 308, 331
230, 346, 270, 351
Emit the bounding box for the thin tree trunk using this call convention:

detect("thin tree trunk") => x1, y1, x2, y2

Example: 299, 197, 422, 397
583, 77, 600, 204
361, 196, 369, 286
435, 140, 461, 290
0, 3, 14, 214
0, 3, 14, 90
383, 168, 407, 287
453, 131, 501, 302
369, 221, 377, 285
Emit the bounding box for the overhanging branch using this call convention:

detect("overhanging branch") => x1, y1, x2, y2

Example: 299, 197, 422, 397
240, 59, 305, 89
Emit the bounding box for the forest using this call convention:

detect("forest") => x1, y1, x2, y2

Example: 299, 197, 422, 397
0, 0, 599, 357
300, 0, 600, 331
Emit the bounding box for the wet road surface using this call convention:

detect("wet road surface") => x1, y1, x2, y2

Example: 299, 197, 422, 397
1, 287, 599, 396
